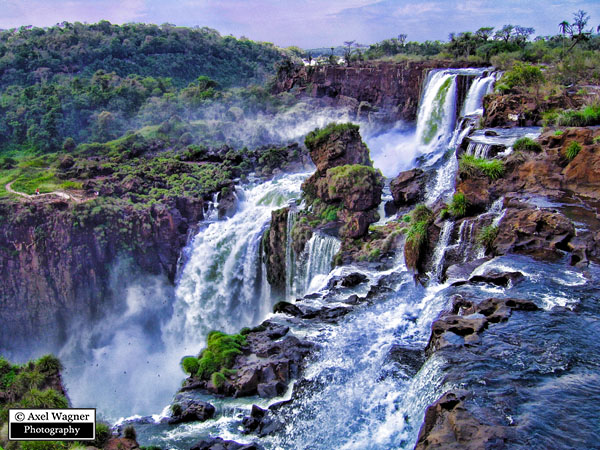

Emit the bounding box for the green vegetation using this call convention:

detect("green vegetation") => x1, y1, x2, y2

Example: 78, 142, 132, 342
551, 104, 600, 127
326, 164, 382, 198
123, 425, 137, 441
459, 154, 505, 180
448, 193, 469, 218
304, 123, 359, 150
565, 141, 582, 161
554, 130, 564, 136
477, 225, 499, 253
0, 354, 68, 427
404, 205, 433, 271
496, 62, 544, 92
513, 137, 542, 153
182, 331, 246, 385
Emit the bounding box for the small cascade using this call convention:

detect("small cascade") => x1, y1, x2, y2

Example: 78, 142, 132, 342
428, 220, 454, 281
285, 208, 298, 300
466, 142, 493, 158
290, 232, 341, 298
461, 72, 496, 116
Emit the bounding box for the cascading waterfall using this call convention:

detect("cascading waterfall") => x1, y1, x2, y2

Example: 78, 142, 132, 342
415, 70, 458, 155
466, 141, 493, 158
165, 173, 308, 347
289, 232, 341, 299
461, 72, 496, 116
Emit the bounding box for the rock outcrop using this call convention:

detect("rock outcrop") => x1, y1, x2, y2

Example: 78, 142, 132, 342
181, 321, 313, 399
263, 208, 289, 296
274, 61, 483, 123
388, 168, 426, 212
0, 196, 203, 355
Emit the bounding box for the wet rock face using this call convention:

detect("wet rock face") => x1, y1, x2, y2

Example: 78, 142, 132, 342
274, 61, 482, 123
426, 295, 539, 356
263, 208, 289, 295
0, 197, 203, 354
181, 321, 314, 399
389, 168, 426, 208
168, 400, 215, 424
493, 207, 575, 261
307, 126, 371, 174
190, 437, 264, 450
415, 390, 509, 450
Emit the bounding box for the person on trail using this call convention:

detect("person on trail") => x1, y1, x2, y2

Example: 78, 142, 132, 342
35, 188, 39, 195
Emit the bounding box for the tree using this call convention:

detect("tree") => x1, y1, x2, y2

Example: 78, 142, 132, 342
495, 25, 515, 42
475, 27, 494, 41
565, 10, 593, 51
397, 34, 407, 46
343, 40, 355, 66
559, 20, 570, 58
513, 26, 535, 45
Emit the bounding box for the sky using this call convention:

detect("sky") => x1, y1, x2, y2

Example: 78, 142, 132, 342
1, 0, 600, 49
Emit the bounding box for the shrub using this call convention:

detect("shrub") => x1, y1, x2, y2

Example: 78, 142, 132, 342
477, 225, 499, 252
448, 193, 469, 218
195, 331, 247, 380
92, 422, 112, 448
554, 130, 564, 136
459, 154, 505, 180
181, 356, 199, 375
499, 62, 544, 91
170, 404, 182, 416
124, 425, 137, 440
554, 104, 600, 127
513, 137, 542, 153
21, 389, 68, 409
565, 141, 582, 161
211, 371, 226, 388
36, 355, 62, 374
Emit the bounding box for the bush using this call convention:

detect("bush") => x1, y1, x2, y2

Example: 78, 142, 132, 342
211, 371, 226, 388
554, 104, 600, 127
170, 404, 182, 416
123, 425, 137, 440
459, 154, 505, 180
181, 356, 199, 375
565, 141, 582, 161
498, 62, 544, 91
448, 193, 469, 218
36, 355, 62, 374
477, 225, 499, 252
92, 422, 112, 448
513, 137, 542, 153
195, 331, 247, 380
554, 130, 564, 136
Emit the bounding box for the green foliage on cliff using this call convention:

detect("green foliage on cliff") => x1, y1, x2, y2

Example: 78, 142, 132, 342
0, 354, 68, 426
448, 193, 469, 218
459, 154, 505, 180
326, 164, 382, 197
304, 123, 359, 150
496, 62, 544, 92
565, 141, 582, 160
194, 331, 247, 381
404, 205, 433, 271
552, 104, 600, 127
477, 225, 499, 253
513, 137, 542, 153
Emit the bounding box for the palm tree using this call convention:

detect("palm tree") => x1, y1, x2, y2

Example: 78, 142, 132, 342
559, 20, 570, 59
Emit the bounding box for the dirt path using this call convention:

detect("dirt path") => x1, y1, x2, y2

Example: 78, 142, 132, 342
5, 181, 84, 203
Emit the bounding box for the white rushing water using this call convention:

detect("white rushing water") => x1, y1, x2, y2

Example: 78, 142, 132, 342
165, 173, 308, 347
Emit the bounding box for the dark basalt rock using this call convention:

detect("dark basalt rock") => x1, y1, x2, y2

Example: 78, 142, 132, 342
415, 390, 509, 450
451, 270, 524, 288
273, 301, 350, 323
386, 345, 426, 377
190, 437, 264, 450
389, 168, 426, 208
169, 400, 216, 424
426, 296, 539, 356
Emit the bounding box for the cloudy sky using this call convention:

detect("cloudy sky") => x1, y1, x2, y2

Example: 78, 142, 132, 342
1, 0, 599, 48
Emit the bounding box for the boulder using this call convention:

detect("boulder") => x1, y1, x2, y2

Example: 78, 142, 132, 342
169, 400, 216, 424
190, 437, 264, 450
390, 168, 426, 207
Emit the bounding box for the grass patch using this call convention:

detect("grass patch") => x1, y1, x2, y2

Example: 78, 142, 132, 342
404, 204, 433, 271
304, 122, 359, 150
459, 154, 505, 180
447, 193, 469, 218
513, 137, 542, 153
552, 104, 600, 127
565, 141, 582, 161
477, 225, 499, 252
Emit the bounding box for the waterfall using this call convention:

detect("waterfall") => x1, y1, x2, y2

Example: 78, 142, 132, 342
289, 232, 341, 299
415, 70, 458, 154
428, 220, 454, 281
461, 73, 496, 116
166, 173, 307, 346
466, 142, 493, 158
